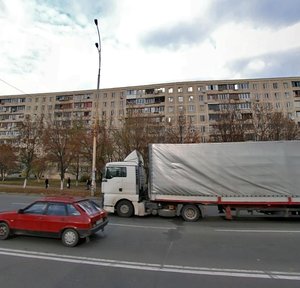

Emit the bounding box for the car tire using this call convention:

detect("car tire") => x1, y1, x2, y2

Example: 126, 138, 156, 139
116, 200, 134, 217
181, 204, 201, 222
0, 222, 10, 240
62, 229, 79, 247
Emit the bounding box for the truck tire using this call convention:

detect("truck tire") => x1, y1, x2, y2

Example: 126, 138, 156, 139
116, 200, 134, 217
181, 205, 201, 222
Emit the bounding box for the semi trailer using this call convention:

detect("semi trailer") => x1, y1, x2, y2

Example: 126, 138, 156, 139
101, 141, 300, 221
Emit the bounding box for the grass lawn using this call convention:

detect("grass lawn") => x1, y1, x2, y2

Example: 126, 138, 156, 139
0, 178, 101, 197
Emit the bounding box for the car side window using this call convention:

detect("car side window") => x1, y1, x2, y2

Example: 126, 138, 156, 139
46, 203, 67, 216
66, 204, 81, 216
23, 202, 47, 215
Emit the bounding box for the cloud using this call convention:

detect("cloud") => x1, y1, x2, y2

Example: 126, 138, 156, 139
227, 47, 300, 78
141, 0, 300, 50
211, 0, 300, 28
140, 20, 213, 49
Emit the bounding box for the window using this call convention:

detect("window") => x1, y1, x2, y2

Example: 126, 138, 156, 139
252, 83, 258, 90
273, 83, 278, 89
199, 95, 204, 102
168, 106, 174, 113
239, 93, 250, 100
189, 95, 194, 102
188, 105, 195, 112
23, 202, 47, 214
46, 203, 67, 216
275, 102, 281, 109
78, 200, 101, 216
264, 93, 269, 99
188, 115, 195, 123
292, 81, 300, 87
263, 83, 268, 89
178, 87, 183, 93
200, 115, 205, 122
275, 92, 281, 99
178, 106, 184, 112
285, 92, 290, 98
178, 96, 184, 102
283, 82, 289, 89
168, 97, 174, 102
168, 88, 173, 94
105, 167, 127, 179
66, 204, 81, 216
188, 86, 193, 92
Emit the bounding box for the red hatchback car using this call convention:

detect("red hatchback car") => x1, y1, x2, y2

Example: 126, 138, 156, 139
0, 197, 108, 247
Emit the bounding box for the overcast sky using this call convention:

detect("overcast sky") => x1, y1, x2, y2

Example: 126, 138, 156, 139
1, 0, 300, 96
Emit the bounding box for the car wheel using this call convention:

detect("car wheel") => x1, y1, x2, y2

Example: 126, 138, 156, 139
62, 229, 79, 247
181, 204, 201, 222
116, 200, 134, 217
0, 222, 10, 240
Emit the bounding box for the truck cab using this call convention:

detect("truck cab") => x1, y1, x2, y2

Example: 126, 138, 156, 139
101, 151, 148, 217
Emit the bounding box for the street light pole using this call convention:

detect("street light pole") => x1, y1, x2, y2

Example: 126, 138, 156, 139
91, 18, 101, 196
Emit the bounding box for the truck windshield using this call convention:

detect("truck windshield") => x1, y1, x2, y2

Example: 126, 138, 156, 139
105, 167, 127, 179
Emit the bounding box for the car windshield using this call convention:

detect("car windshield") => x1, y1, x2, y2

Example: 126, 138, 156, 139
78, 200, 101, 216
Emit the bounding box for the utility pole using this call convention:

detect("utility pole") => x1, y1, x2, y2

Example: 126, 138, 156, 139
91, 18, 101, 196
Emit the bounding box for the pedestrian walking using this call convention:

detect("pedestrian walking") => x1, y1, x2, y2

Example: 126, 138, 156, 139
67, 177, 71, 189
45, 178, 49, 189
86, 179, 91, 190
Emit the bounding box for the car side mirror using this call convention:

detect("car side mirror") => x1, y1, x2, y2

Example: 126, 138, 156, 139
18, 209, 24, 214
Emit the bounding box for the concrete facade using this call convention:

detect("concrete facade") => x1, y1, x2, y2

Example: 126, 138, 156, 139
1, 76, 300, 143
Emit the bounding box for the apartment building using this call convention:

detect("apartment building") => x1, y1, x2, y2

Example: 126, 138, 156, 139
1, 76, 300, 143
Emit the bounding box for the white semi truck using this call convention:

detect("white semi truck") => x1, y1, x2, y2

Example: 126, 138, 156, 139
102, 141, 300, 221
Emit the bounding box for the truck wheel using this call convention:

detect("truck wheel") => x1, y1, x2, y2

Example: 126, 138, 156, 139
62, 229, 79, 247
116, 200, 134, 217
181, 205, 201, 222
0, 222, 10, 240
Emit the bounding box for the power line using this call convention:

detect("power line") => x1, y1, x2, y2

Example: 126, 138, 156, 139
0, 77, 29, 95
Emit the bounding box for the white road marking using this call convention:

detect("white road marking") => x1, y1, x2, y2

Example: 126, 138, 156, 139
0, 248, 300, 280
110, 223, 176, 230
215, 229, 300, 233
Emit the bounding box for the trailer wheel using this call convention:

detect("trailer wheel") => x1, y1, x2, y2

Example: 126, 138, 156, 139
181, 205, 201, 222
116, 200, 134, 217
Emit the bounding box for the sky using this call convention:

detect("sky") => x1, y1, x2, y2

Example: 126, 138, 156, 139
0, 0, 300, 96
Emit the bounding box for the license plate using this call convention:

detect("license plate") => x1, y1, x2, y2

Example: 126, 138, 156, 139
96, 219, 103, 225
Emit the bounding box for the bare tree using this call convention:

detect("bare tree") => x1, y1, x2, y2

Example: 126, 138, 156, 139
164, 112, 200, 144
43, 120, 77, 189
67, 119, 90, 186
81, 118, 115, 182
113, 111, 164, 165
0, 143, 17, 181
16, 115, 44, 188
209, 101, 250, 142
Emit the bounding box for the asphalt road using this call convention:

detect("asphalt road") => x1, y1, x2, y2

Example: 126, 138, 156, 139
1, 193, 300, 288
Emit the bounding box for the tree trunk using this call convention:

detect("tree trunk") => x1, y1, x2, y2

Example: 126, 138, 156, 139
23, 178, 27, 188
